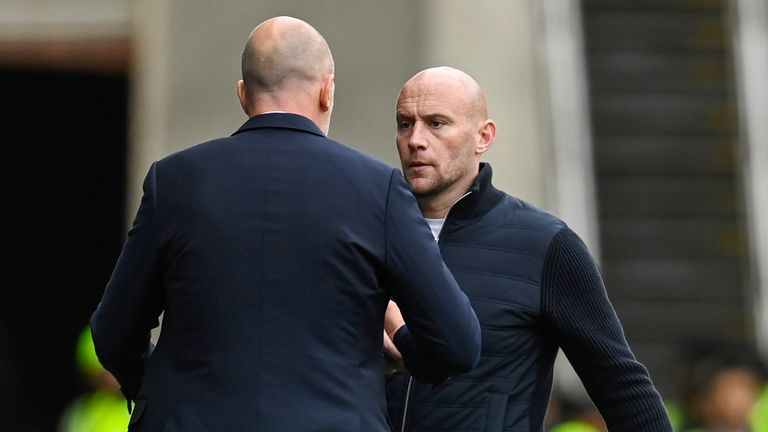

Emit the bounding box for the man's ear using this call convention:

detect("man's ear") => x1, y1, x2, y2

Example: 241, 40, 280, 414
236, 80, 250, 115
476, 119, 496, 155
319, 74, 335, 113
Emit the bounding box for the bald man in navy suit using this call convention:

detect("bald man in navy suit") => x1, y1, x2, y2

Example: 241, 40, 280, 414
90, 16, 480, 432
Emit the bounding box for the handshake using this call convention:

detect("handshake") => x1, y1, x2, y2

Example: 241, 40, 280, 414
383, 300, 405, 374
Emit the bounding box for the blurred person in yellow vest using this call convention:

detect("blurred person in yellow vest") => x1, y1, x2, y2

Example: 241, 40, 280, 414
550, 420, 602, 432
57, 326, 130, 432
547, 390, 606, 432
665, 400, 686, 431
680, 349, 765, 432
752, 383, 768, 432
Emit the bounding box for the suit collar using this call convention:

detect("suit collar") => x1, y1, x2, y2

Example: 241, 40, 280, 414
449, 163, 505, 220
232, 113, 326, 137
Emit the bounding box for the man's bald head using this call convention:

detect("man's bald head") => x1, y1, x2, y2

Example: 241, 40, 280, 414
399, 66, 489, 123
394, 66, 496, 217
241, 16, 334, 93
237, 16, 336, 133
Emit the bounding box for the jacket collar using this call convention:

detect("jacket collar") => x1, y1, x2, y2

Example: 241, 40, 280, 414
448, 163, 505, 220
232, 112, 326, 137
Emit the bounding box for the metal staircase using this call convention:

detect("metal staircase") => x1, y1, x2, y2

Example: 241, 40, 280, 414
580, 0, 751, 398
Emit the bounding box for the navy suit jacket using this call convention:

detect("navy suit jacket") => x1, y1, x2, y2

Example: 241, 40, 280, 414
90, 113, 480, 432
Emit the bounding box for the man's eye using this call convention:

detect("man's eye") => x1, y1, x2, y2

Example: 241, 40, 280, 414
398, 121, 413, 129
430, 121, 445, 128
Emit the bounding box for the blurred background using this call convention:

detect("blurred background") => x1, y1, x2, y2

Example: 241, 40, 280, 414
2, 0, 766, 431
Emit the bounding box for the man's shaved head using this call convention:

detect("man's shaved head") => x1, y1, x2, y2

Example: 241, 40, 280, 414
400, 66, 489, 123
241, 16, 334, 93
237, 16, 336, 133
394, 66, 496, 218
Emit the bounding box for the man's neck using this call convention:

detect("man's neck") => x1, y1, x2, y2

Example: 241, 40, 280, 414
417, 177, 476, 218
418, 197, 453, 219
416, 186, 470, 219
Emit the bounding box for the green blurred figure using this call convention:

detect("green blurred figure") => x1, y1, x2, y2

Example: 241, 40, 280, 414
550, 420, 601, 432
680, 352, 765, 432
752, 384, 768, 432
57, 327, 130, 432
665, 401, 685, 432
546, 394, 606, 432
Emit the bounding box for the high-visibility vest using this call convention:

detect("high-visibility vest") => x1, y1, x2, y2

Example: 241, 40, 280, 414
753, 384, 768, 432
549, 420, 601, 432
58, 390, 130, 432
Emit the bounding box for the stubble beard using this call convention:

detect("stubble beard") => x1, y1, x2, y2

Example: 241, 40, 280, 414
408, 165, 463, 201
410, 176, 450, 199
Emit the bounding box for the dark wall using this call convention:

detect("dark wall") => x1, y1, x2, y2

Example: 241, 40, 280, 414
2, 68, 127, 431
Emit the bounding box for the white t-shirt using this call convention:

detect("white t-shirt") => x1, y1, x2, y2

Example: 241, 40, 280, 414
424, 217, 445, 242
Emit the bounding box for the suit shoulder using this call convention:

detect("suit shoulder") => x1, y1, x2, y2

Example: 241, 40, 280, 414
322, 136, 396, 176
155, 137, 229, 167
153, 133, 397, 183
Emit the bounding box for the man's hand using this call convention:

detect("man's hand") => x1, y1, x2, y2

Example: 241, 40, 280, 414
384, 332, 403, 373
383, 300, 404, 366
384, 300, 405, 341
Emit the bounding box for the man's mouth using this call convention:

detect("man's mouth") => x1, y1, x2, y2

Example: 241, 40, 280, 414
408, 161, 430, 168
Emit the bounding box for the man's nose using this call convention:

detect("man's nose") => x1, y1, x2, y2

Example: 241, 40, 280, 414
408, 122, 428, 151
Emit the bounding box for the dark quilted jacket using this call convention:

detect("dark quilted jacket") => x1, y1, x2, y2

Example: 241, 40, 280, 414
386, 163, 672, 432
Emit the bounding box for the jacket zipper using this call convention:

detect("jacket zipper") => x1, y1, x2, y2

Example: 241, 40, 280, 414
399, 190, 473, 432
400, 375, 413, 432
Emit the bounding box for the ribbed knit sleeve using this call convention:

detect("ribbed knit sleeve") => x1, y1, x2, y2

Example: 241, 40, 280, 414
541, 227, 672, 431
